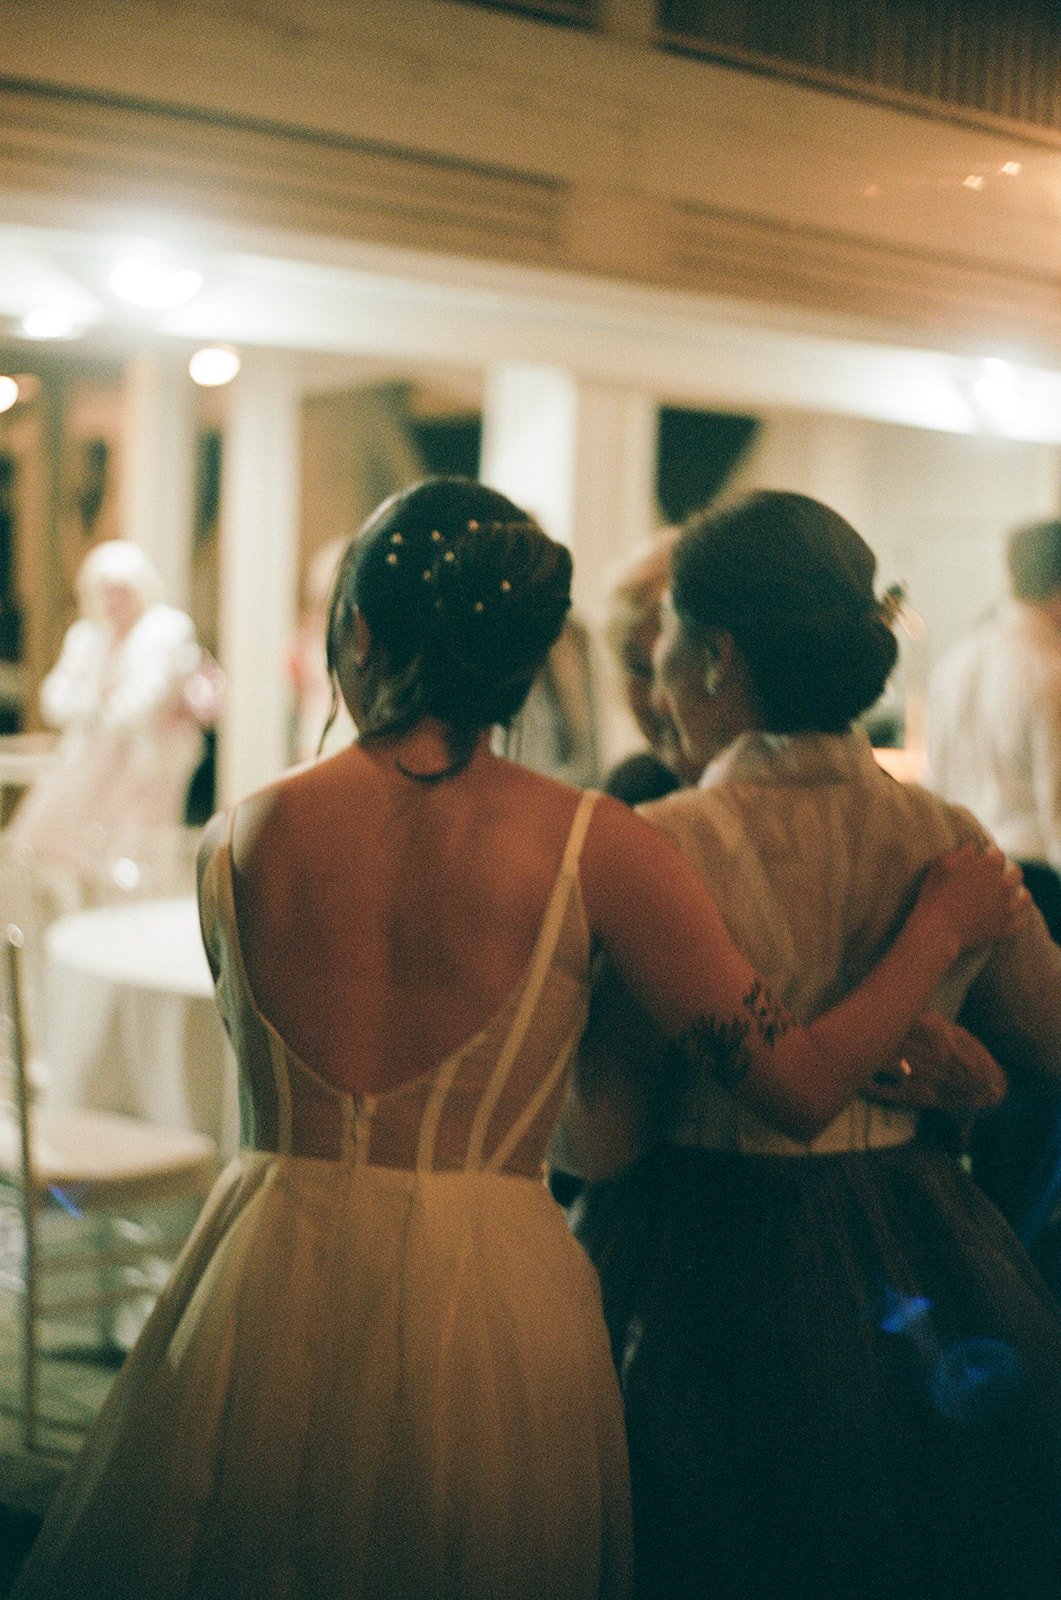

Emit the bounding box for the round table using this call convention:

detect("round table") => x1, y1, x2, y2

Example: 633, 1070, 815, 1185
43, 896, 239, 1159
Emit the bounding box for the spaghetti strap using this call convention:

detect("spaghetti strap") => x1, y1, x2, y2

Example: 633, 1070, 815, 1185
560, 789, 601, 878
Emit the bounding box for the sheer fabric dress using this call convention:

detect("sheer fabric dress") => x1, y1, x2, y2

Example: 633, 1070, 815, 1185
13, 789, 630, 1600
572, 731, 1061, 1600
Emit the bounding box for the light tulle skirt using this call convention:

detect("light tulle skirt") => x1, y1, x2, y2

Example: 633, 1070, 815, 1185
13, 1156, 631, 1600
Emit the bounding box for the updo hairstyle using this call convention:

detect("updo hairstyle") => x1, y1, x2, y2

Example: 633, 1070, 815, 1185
670, 491, 899, 735
326, 477, 572, 775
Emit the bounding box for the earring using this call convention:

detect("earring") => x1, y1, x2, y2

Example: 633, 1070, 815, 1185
703, 662, 724, 697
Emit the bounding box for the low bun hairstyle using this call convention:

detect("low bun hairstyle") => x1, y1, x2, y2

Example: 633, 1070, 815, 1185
671, 492, 899, 735
326, 477, 572, 775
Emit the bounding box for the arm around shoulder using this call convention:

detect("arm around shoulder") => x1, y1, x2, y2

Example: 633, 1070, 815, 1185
580, 801, 1028, 1140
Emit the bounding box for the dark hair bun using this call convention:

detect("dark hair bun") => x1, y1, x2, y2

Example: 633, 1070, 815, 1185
672, 491, 898, 735
329, 477, 572, 758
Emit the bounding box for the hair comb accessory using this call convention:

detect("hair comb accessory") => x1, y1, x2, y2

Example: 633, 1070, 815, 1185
878, 582, 907, 625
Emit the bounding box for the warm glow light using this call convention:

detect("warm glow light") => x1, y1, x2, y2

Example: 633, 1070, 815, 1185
973, 357, 1017, 424
963, 174, 985, 191
20, 308, 80, 340
110, 258, 204, 310
0, 376, 18, 414
189, 346, 241, 387
1000, 161, 1022, 176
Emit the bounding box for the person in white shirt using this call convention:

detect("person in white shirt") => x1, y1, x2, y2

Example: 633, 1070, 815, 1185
927, 517, 1061, 940
927, 517, 1061, 1275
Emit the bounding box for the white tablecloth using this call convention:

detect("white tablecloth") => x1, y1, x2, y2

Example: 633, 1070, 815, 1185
43, 896, 239, 1159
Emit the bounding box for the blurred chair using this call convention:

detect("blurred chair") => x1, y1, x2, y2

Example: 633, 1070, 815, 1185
0, 925, 216, 1451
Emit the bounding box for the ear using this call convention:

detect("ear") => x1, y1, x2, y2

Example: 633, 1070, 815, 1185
701, 630, 736, 694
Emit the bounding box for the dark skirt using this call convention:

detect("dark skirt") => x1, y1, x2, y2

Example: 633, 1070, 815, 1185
572, 1142, 1061, 1600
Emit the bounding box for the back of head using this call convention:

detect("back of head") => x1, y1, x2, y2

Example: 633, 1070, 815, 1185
327, 477, 572, 770
670, 491, 898, 735
77, 540, 164, 621
1007, 519, 1061, 602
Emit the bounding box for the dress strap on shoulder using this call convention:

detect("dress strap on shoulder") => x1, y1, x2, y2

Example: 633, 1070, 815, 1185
560, 789, 601, 878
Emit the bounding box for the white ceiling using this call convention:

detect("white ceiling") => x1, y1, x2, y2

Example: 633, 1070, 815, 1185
1, 209, 1060, 442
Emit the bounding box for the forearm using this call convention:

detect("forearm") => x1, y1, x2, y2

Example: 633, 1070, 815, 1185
730, 904, 963, 1139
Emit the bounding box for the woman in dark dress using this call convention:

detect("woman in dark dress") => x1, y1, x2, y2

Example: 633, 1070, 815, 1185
570, 492, 1061, 1600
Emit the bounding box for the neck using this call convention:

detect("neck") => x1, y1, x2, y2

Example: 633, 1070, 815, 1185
359, 720, 491, 782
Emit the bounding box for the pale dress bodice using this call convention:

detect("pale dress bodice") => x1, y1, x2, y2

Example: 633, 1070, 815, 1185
641, 730, 994, 1156
198, 789, 600, 1177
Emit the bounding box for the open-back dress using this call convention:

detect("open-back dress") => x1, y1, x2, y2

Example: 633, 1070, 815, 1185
12, 788, 630, 1600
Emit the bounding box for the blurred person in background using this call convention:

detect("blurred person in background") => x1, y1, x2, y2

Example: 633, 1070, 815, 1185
601, 531, 700, 806
927, 517, 1061, 940
7, 540, 216, 904
928, 517, 1061, 1280
289, 537, 356, 764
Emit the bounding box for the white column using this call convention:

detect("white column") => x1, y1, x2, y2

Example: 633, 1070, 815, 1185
480, 362, 658, 769
480, 363, 657, 618
729, 411, 873, 532
119, 353, 197, 610
216, 351, 300, 804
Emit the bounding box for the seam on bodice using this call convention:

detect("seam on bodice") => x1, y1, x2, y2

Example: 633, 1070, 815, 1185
212, 789, 600, 1170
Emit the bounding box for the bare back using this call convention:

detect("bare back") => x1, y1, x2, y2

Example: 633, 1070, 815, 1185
215, 744, 589, 1096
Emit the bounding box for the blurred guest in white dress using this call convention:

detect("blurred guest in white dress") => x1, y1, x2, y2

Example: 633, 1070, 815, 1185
7, 541, 213, 899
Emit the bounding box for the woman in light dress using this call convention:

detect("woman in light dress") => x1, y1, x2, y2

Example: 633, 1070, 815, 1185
8, 540, 210, 897
568, 491, 1061, 1600
11, 479, 1025, 1600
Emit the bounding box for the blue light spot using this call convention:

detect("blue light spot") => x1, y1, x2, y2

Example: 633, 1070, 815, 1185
930, 1338, 1022, 1424
879, 1291, 932, 1335
48, 1185, 84, 1218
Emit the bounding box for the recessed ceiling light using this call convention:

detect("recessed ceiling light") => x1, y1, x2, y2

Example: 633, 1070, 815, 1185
0, 376, 18, 414
20, 308, 81, 340
1000, 161, 1022, 176
189, 346, 241, 387
110, 259, 204, 310
963, 174, 985, 191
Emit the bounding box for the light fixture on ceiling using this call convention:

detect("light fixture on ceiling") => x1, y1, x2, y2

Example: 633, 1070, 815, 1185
20, 308, 82, 340
189, 346, 241, 387
0, 376, 18, 414
1000, 161, 1022, 176
110, 258, 205, 311
962, 174, 985, 191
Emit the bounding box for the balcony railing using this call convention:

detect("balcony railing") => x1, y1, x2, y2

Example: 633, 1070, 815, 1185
659, 0, 1061, 134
